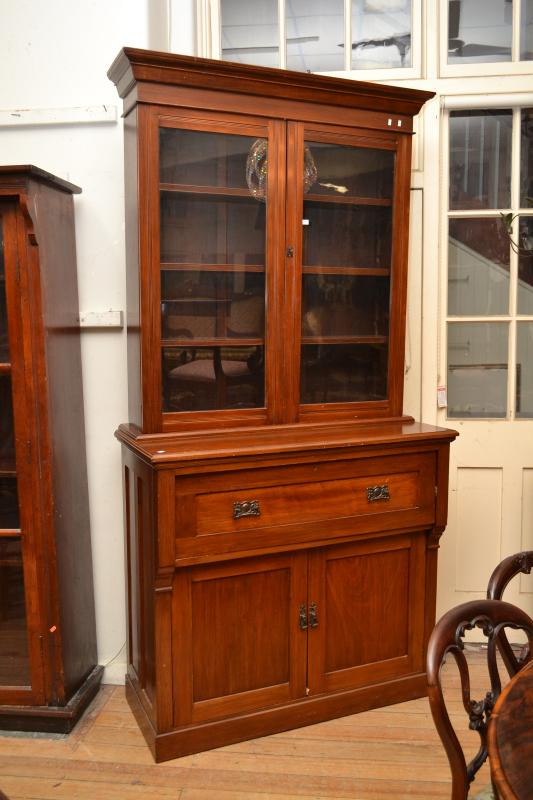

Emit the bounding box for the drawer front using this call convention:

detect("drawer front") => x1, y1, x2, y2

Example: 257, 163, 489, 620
175, 452, 436, 561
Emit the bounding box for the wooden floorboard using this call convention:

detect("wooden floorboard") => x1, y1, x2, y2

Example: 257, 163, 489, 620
0, 648, 495, 800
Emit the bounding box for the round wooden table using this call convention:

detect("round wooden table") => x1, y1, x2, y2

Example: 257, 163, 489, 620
488, 658, 533, 799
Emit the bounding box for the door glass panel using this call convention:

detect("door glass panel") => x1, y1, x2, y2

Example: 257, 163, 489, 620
0, 536, 30, 685
447, 322, 509, 418
220, 0, 279, 67
520, 109, 533, 207
518, 217, 533, 313
286, 0, 344, 72
448, 218, 510, 315
159, 127, 267, 413
516, 322, 533, 417
448, 0, 512, 63
301, 139, 393, 406
521, 1, 533, 59
449, 111, 512, 210
351, 0, 412, 69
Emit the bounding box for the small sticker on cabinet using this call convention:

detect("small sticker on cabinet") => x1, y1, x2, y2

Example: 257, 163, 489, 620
302, 219, 309, 225
437, 385, 447, 408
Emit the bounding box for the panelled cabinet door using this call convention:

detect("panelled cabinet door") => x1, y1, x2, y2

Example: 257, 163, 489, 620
172, 551, 308, 726
0, 202, 44, 705
307, 533, 427, 695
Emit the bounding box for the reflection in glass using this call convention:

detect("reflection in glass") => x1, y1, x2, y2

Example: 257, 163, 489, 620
0, 537, 30, 685
0, 375, 16, 475
303, 203, 391, 268
286, 0, 344, 72
518, 217, 533, 313
520, 109, 533, 207
220, 0, 279, 68
448, 218, 510, 315
302, 275, 390, 337
162, 346, 264, 412
301, 343, 388, 404
0, 221, 8, 363
160, 129, 259, 189
447, 322, 508, 418
516, 323, 533, 417
351, 0, 412, 69
449, 111, 512, 210
521, 1, 533, 59
160, 194, 266, 266
448, 0, 512, 63
161, 271, 265, 341
305, 142, 395, 198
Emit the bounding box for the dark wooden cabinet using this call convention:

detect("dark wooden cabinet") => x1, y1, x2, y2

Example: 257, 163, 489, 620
109, 49, 457, 761
0, 167, 101, 732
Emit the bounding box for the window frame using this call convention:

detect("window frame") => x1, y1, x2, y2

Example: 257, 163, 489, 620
197, 0, 422, 81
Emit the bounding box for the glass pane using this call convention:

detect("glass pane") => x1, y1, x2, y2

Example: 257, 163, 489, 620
305, 142, 395, 199
518, 216, 533, 313
160, 129, 259, 190
447, 322, 508, 418
0, 537, 30, 685
302, 275, 390, 337
160, 194, 266, 266
516, 322, 533, 416
162, 346, 264, 412
301, 343, 388, 404
351, 0, 412, 69
448, 218, 510, 315
520, 109, 533, 207
448, 0, 512, 63
161, 270, 265, 341
0, 217, 8, 363
220, 0, 279, 68
303, 203, 392, 268
0, 374, 16, 477
286, 0, 344, 72
449, 111, 512, 210
522, 0, 533, 59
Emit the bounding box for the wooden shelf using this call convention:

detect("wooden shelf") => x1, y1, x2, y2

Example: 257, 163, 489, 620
161, 183, 253, 198
161, 263, 265, 273
0, 363, 11, 374
301, 335, 388, 345
302, 266, 390, 276
304, 194, 392, 207
162, 337, 263, 348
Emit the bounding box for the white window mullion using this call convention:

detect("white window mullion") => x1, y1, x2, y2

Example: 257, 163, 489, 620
278, 0, 286, 69
344, 0, 351, 73
508, 107, 523, 418
513, 0, 522, 63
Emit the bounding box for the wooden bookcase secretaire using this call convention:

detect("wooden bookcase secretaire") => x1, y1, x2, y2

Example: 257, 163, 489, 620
109, 49, 457, 762
0, 166, 101, 732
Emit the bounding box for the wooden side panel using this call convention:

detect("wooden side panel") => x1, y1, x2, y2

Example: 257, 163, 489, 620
28, 180, 98, 701
308, 532, 426, 694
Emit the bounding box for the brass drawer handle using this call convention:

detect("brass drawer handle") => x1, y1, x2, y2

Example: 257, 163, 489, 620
233, 500, 261, 519
367, 484, 390, 503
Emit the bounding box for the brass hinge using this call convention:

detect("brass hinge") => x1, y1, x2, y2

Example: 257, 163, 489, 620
435, 485, 438, 497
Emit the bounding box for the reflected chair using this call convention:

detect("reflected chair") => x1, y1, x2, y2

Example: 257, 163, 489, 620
487, 550, 533, 674
427, 598, 533, 800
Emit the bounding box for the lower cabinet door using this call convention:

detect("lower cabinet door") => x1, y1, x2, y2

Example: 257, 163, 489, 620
172, 551, 308, 726
307, 532, 427, 695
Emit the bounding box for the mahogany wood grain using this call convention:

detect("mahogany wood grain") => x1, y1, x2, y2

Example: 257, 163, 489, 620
488, 659, 533, 800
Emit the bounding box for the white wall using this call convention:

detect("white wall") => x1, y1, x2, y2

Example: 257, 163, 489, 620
0, 0, 195, 683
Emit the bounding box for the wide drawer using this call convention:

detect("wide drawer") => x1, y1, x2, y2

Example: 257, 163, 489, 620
174, 452, 437, 561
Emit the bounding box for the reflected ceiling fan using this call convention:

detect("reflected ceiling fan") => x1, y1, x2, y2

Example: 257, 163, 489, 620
340, 33, 411, 66
448, 0, 512, 58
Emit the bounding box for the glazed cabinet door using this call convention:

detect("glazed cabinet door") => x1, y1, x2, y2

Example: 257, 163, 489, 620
285, 123, 410, 423
0, 202, 44, 704
147, 111, 286, 431
172, 551, 308, 726
307, 533, 427, 695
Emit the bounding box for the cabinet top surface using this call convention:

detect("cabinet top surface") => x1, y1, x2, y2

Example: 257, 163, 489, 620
108, 47, 435, 117
116, 420, 458, 466
0, 165, 81, 195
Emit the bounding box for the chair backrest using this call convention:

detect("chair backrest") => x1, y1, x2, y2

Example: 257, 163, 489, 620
427, 598, 533, 800
487, 551, 533, 675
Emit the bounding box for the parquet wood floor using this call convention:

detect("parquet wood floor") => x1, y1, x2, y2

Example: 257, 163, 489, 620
0, 649, 493, 799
